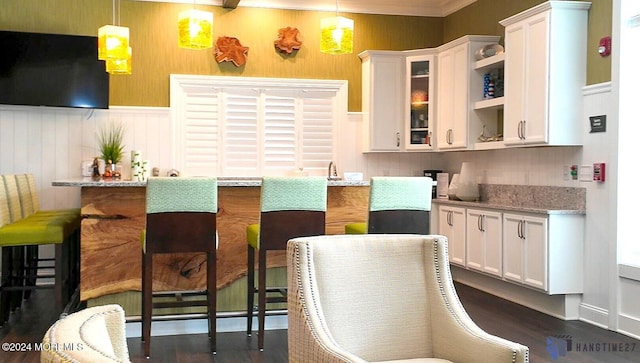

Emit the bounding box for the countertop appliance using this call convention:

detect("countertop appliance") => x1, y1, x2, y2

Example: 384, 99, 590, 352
423, 169, 442, 198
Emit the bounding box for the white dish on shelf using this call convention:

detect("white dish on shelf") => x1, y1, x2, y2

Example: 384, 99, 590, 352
475, 44, 504, 60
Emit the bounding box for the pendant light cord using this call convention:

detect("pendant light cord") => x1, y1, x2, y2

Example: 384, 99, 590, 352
111, 0, 121, 26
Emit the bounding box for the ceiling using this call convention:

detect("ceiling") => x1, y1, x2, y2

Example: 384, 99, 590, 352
134, 0, 477, 17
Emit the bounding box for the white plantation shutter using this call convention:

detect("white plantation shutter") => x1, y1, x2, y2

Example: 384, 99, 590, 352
222, 88, 260, 176
301, 91, 336, 173
171, 75, 347, 177
263, 90, 297, 173
176, 86, 220, 176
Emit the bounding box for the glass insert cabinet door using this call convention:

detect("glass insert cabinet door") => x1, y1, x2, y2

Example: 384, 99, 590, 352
406, 54, 434, 150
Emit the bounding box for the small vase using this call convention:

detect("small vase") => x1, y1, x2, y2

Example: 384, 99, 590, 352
456, 181, 479, 201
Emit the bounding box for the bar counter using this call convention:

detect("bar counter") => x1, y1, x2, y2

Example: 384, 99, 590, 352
53, 178, 369, 301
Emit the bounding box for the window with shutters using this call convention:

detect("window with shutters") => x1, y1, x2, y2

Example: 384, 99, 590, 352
170, 75, 346, 177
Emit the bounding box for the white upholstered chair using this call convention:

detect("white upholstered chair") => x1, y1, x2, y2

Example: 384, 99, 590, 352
40, 304, 130, 363
287, 234, 529, 363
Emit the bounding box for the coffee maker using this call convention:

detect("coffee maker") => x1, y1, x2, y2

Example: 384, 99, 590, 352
423, 169, 442, 198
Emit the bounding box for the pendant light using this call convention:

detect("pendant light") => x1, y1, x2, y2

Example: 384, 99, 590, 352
178, 1, 214, 49
320, 0, 354, 54
98, 0, 131, 75
106, 47, 132, 75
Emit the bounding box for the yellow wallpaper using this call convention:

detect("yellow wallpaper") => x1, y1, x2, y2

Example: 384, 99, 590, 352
1, 0, 611, 110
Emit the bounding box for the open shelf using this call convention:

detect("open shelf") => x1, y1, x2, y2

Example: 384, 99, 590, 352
474, 53, 505, 71
474, 96, 504, 110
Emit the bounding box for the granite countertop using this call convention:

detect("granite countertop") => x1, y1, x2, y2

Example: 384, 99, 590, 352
52, 177, 370, 188
432, 184, 586, 215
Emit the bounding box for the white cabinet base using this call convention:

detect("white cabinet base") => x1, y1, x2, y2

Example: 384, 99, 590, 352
452, 267, 581, 320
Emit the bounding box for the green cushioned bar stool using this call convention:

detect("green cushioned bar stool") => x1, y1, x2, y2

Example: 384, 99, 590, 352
344, 176, 433, 235
246, 176, 327, 350
15, 174, 81, 302
141, 177, 218, 357
0, 175, 78, 326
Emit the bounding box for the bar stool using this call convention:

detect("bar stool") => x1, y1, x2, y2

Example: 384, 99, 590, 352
0, 175, 79, 325
141, 177, 218, 357
15, 174, 80, 301
344, 176, 433, 234
246, 176, 327, 350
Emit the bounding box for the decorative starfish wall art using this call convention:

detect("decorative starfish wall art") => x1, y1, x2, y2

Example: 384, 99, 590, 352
215, 36, 249, 67
274, 27, 302, 54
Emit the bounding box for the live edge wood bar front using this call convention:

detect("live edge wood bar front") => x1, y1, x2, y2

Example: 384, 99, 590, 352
53, 178, 369, 302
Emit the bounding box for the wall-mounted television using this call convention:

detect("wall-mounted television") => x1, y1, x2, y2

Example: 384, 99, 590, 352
0, 30, 109, 109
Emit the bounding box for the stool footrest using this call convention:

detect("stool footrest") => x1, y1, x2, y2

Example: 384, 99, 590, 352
153, 300, 208, 309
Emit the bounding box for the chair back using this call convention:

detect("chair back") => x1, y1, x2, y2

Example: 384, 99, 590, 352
287, 234, 442, 361
367, 177, 432, 234
1, 175, 23, 223
0, 176, 11, 228
259, 176, 327, 251
144, 177, 217, 254
15, 174, 38, 216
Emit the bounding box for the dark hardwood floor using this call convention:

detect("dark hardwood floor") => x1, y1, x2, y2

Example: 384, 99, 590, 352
1, 283, 639, 363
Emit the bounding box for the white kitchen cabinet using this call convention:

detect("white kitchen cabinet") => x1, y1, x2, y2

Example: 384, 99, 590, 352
466, 209, 502, 277
503, 213, 547, 290
359, 50, 405, 151
438, 206, 466, 267
405, 51, 436, 150
500, 2, 591, 146
502, 212, 583, 294
436, 36, 501, 150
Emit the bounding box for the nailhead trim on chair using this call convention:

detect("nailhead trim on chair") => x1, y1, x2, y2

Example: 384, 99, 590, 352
293, 242, 352, 362
432, 238, 525, 363
45, 307, 128, 363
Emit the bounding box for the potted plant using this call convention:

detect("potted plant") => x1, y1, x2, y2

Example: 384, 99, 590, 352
97, 121, 125, 177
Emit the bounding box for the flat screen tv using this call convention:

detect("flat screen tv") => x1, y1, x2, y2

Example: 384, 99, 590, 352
0, 30, 109, 109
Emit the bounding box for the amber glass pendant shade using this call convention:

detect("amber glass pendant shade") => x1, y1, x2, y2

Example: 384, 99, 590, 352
106, 47, 132, 75
178, 9, 214, 49
320, 16, 354, 55
98, 25, 130, 60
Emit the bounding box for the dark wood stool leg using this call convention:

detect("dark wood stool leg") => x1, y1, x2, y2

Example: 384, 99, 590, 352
54, 243, 67, 310
9, 246, 24, 311
0, 247, 13, 325
142, 251, 152, 357
246, 244, 255, 336
207, 251, 216, 354
23, 245, 38, 300
257, 248, 267, 351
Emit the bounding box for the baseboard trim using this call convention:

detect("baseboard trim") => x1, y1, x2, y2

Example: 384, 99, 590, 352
578, 303, 609, 329
124, 315, 288, 338
618, 313, 640, 340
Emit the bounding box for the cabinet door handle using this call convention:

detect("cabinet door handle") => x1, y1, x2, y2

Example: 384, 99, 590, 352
517, 121, 523, 139
447, 129, 453, 145
517, 220, 525, 239
447, 211, 453, 226
396, 132, 400, 147
477, 215, 485, 232
521, 120, 526, 140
